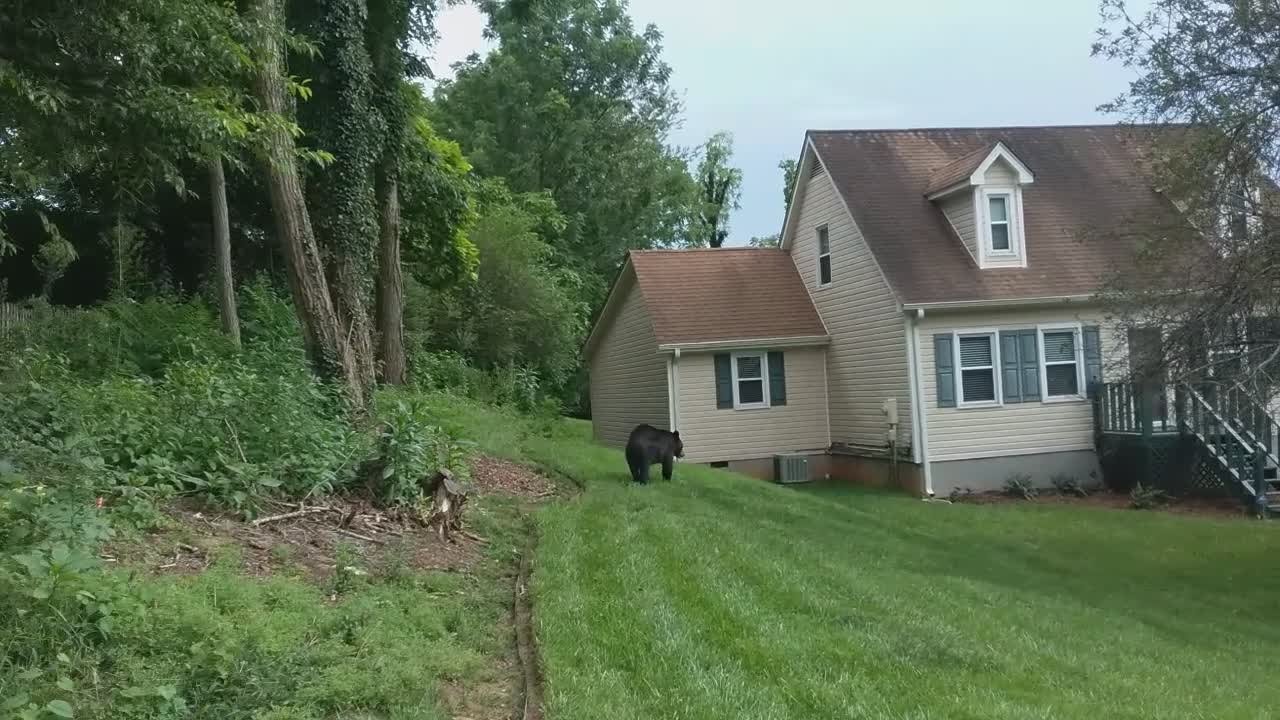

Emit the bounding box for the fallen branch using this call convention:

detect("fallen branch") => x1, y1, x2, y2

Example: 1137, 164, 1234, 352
457, 529, 488, 544
176, 542, 203, 554
252, 506, 329, 526
333, 527, 385, 545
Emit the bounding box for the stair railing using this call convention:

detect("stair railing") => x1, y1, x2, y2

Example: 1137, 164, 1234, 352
1178, 383, 1266, 500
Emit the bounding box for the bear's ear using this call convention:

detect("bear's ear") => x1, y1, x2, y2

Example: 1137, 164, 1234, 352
672, 431, 680, 438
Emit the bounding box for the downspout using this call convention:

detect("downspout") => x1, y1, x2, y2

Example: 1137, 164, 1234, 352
666, 355, 676, 430
907, 308, 934, 497
671, 348, 681, 431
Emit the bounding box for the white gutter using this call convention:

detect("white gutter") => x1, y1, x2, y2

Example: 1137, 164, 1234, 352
906, 308, 933, 497
901, 295, 1093, 312
658, 335, 830, 353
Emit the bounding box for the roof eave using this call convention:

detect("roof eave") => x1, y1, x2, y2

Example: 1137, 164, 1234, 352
657, 335, 831, 353
901, 294, 1095, 313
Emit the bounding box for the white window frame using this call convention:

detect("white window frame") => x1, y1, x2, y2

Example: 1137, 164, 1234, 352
1038, 323, 1087, 403
953, 329, 1002, 408
986, 192, 1013, 254
816, 225, 832, 288
975, 185, 1026, 268
730, 351, 770, 410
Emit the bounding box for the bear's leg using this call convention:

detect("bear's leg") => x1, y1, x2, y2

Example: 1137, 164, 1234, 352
661, 455, 674, 481
634, 461, 650, 484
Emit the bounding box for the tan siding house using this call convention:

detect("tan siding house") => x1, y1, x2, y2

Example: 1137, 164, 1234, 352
587, 125, 1185, 493
789, 168, 913, 453
587, 269, 669, 447
677, 348, 829, 465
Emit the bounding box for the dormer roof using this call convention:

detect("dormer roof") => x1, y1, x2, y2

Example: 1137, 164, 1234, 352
924, 141, 1035, 199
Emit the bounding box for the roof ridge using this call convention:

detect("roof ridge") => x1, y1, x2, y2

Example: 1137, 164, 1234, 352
807, 122, 1178, 134
631, 247, 782, 254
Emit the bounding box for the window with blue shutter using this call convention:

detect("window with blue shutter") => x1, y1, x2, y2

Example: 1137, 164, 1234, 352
767, 351, 787, 406
999, 330, 1040, 403
957, 334, 997, 403
714, 354, 733, 409
1018, 331, 1040, 402
934, 334, 955, 408
1042, 329, 1081, 398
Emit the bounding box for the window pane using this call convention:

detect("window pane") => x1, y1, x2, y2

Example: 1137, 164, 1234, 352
1043, 331, 1076, 362
819, 255, 832, 285
961, 369, 996, 402
1046, 364, 1079, 396
959, 335, 992, 367
738, 379, 764, 404
736, 355, 762, 379
988, 196, 1008, 222
818, 227, 830, 254
990, 223, 1010, 250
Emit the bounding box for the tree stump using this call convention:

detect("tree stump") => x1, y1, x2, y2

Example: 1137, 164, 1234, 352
423, 469, 467, 542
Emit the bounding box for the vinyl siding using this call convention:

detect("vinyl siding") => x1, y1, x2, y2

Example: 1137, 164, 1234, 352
589, 274, 670, 447
918, 307, 1123, 461
983, 159, 1018, 184
790, 168, 912, 450
676, 348, 829, 463
939, 191, 977, 259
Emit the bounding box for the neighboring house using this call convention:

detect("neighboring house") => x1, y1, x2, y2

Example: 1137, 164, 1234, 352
585, 125, 1180, 496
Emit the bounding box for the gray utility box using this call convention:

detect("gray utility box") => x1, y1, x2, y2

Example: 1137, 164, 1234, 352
773, 453, 811, 484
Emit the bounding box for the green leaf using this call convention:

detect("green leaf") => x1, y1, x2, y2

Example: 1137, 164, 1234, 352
45, 700, 73, 718
2, 694, 30, 711
16, 669, 41, 681
56, 653, 70, 664
257, 477, 282, 488
56, 677, 74, 692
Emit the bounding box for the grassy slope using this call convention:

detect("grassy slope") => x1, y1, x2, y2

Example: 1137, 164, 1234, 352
430, 396, 1280, 720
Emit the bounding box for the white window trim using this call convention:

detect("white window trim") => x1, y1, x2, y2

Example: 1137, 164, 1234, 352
816, 225, 832, 289
974, 185, 1027, 268
730, 351, 770, 410
1038, 323, 1087, 403
986, 193, 1014, 255
952, 328, 1002, 408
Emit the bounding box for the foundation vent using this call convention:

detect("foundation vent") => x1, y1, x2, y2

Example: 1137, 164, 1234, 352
773, 454, 811, 484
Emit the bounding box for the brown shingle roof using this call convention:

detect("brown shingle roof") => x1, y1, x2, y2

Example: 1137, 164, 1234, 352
808, 125, 1183, 304
629, 248, 827, 346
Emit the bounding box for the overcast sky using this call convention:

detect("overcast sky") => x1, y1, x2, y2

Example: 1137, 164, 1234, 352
426, 1, 1144, 246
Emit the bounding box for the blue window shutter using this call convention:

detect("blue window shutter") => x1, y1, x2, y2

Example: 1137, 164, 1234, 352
767, 351, 787, 406
1019, 330, 1041, 402
715, 354, 733, 409
934, 334, 955, 408
1083, 325, 1103, 393
1000, 331, 1022, 403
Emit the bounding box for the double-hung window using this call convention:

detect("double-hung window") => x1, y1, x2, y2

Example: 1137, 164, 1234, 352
732, 352, 769, 409
987, 193, 1012, 253
817, 226, 832, 287
957, 333, 998, 405
1039, 326, 1084, 400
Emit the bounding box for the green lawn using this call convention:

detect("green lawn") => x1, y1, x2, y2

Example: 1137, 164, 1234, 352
432, 397, 1280, 720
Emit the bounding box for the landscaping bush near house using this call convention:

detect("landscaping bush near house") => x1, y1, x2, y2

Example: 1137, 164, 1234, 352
1052, 474, 1089, 497
1130, 483, 1170, 510
1002, 472, 1037, 500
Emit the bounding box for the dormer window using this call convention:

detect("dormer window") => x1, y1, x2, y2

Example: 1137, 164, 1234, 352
925, 141, 1034, 270
987, 194, 1011, 251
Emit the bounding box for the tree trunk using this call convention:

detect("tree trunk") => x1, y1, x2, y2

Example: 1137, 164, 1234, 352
331, 255, 378, 390
208, 156, 241, 348
248, 0, 363, 406
375, 163, 406, 384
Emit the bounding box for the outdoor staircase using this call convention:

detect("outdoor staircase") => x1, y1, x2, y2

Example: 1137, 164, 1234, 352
1096, 381, 1280, 513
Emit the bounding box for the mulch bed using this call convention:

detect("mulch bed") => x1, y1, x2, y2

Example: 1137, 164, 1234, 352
107, 454, 557, 582
951, 489, 1257, 520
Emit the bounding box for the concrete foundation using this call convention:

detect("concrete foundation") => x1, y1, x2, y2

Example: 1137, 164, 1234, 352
930, 449, 1101, 497
708, 451, 924, 496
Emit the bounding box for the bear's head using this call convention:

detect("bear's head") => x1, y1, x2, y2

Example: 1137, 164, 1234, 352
672, 430, 684, 458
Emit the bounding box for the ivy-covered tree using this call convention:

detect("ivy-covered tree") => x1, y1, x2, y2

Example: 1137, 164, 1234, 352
690, 131, 743, 248
780, 158, 799, 215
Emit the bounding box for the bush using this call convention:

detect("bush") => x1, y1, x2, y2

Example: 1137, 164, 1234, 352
1130, 483, 1170, 510
1051, 474, 1088, 497
371, 390, 474, 507
1002, 473, 1037, 500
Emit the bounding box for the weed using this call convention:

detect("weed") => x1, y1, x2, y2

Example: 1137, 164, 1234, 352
1130, 483, 1170, 510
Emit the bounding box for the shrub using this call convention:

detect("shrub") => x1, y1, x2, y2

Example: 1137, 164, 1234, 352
371, 390, 474, 507
1130, 483, 1170, 510
1051, 473, 1088, 497
948, 486, 975, 503
1002, 473, 1037, 500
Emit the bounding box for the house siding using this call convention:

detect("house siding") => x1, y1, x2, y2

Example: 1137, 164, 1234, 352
589, 274, 670, 447
790, 167, 912, 451
939, 191, 977, 259
917, 306, 1123, 463
676, 348, 829, 464
983, 159, 1018, 184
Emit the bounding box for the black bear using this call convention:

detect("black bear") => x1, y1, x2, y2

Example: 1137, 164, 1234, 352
624, 424, 684, 484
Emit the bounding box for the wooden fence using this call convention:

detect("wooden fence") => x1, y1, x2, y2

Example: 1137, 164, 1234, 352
0, 303, 34, 336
